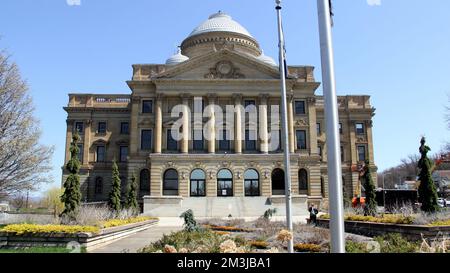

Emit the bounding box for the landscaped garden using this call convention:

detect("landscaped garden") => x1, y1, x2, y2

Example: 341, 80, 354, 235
138, 209, 449, 253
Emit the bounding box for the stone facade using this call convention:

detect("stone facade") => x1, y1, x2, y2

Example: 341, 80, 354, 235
62, 12, 377, 215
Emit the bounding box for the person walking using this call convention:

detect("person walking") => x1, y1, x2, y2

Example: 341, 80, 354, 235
308, 203, 319, 226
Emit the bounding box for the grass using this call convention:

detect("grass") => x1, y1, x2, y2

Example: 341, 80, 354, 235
0, 246, 86, 253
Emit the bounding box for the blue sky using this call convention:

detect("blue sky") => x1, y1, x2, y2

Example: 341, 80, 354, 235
0, 0, 449, 196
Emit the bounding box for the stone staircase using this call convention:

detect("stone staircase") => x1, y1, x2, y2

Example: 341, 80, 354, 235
143, 196, 308, 218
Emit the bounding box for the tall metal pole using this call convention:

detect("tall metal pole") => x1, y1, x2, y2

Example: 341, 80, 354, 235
317, 0, 345, 253
275, 0, 294, 253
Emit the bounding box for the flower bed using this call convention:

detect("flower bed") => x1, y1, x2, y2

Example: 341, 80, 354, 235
202, 224, 254, 233
0, 224, 100, 235
248, 240, 269, 249
294, 243, 322, 253
429, 219, 450, 227
101, 216, 155, 229
319, 214, 414, 225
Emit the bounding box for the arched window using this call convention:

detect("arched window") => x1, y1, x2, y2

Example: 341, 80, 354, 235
163, 169, 179, 196
190, 169, 206, 197
244, 169, 260, 196
94, 177, 103, 195
299, 169, 308, 194
139, 169, 150, 197
217, 169, 233, 197
271, 168, 285, 195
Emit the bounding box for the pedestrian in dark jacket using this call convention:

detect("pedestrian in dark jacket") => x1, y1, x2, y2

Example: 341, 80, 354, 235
308, 204, 319, 226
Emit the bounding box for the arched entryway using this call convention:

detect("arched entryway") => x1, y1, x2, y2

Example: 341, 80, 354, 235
299, 169, 309, 195
271, 168, 285, 195
190, 169, 206, 197
244, 169, 260, 196
217, 169, 233, 197
163, 169, 179, 196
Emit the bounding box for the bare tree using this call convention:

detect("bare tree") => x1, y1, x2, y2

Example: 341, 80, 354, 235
0, 49, 54, 197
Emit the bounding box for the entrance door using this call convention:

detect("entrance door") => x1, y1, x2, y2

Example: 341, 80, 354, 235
217, 169, 233, 197
271, 168, 285, 195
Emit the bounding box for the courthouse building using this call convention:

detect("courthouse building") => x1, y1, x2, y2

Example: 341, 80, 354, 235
63, 12, 377, 216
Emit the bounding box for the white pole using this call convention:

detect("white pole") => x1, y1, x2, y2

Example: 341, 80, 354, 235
275, 0, 294, 253
317, 0, 345, 253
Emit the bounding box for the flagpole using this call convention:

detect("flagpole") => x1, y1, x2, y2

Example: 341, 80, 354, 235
317, 0, 345, 253
275, 0, 294, 253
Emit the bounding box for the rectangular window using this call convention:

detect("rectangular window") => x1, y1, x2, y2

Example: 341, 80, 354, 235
119, 146, 128, 162
316, 123, 321, 135
295, 101, 306, 115
356, 123, 365, 135
219, 130, 230, 151
244, 100, 256, 107
77, 144, 83, 162
98, 122, 107, 134
296, 130, 307, 150
341, 146, 345, 162
318, 146, 322, 158
120, 122, 129, 135
357, 145, 366, 162
339, 123, 343, 134
96, 146, 106, 162
167, 129, 178, 151
142, 100, 153, 113
75, 122, 84, 134
141, 130, 152, 151
245, 130, 256, 151
193, 130, 204, 151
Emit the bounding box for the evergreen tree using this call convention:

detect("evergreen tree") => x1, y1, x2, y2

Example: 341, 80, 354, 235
417, 137, 439, 213
125, 173, 138, 211
108, 160, 122, 213
60, 133, 82, 219
362, 160, 377, 216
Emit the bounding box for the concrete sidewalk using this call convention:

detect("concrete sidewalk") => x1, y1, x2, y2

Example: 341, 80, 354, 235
90, 223, 182, 253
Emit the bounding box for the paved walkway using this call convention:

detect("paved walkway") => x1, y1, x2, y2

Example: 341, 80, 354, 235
90, 221, 182, 253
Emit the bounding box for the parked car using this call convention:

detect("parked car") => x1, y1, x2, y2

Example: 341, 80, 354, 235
437, 198, 446, 208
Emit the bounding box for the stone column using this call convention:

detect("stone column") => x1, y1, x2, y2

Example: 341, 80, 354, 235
83, 119, 92, 165
207, 94, 216, 154
366, 120, 375, 164
65, 120, 74, 164
259, 94, 269, 154
129, 96, 141, 155
181, 94, 190, 154
307, 97, 318, 155
287, 93, 295, 153
233, 94, 243, 154
154, 94, 163, 154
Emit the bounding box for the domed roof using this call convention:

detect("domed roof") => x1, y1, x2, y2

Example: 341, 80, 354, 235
188, 11, 253, 38
257, 51, 277, 67
165, 48, 189, 66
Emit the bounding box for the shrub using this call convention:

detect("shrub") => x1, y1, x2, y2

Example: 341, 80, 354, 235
374, 233, 419, 253
101, 216, 154, 228
346, 241, 369, 253
428, 219, 450, 227
263, 208, 277, 220
0, 223, 99, 234
294, 243, 322, 253
249, 240, 269, 249
180, 209, 201, 232
203, 225, 254, 233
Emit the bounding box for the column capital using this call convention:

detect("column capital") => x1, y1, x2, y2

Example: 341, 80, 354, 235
207, 93, 217, 103
131, 96, 142, 103
155, 93, 164, 101
232, 93, 243, 102
306, 97, 316, 104
287, 92, 294, 102
85, 119, 93, 125
259, 93, 270, 103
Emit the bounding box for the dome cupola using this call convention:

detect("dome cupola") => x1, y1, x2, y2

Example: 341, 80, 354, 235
180, 11, 261, 58
165, 48, 189, 66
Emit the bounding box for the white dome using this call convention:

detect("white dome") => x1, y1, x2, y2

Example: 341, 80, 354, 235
165, 48, 189, 66
188, 11, 253, 38
257, 51, 277, 67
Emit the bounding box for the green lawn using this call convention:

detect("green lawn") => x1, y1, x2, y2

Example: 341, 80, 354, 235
0, 247, 87, 253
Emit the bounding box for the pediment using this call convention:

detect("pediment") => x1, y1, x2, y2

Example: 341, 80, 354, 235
157, 49, 281, 80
